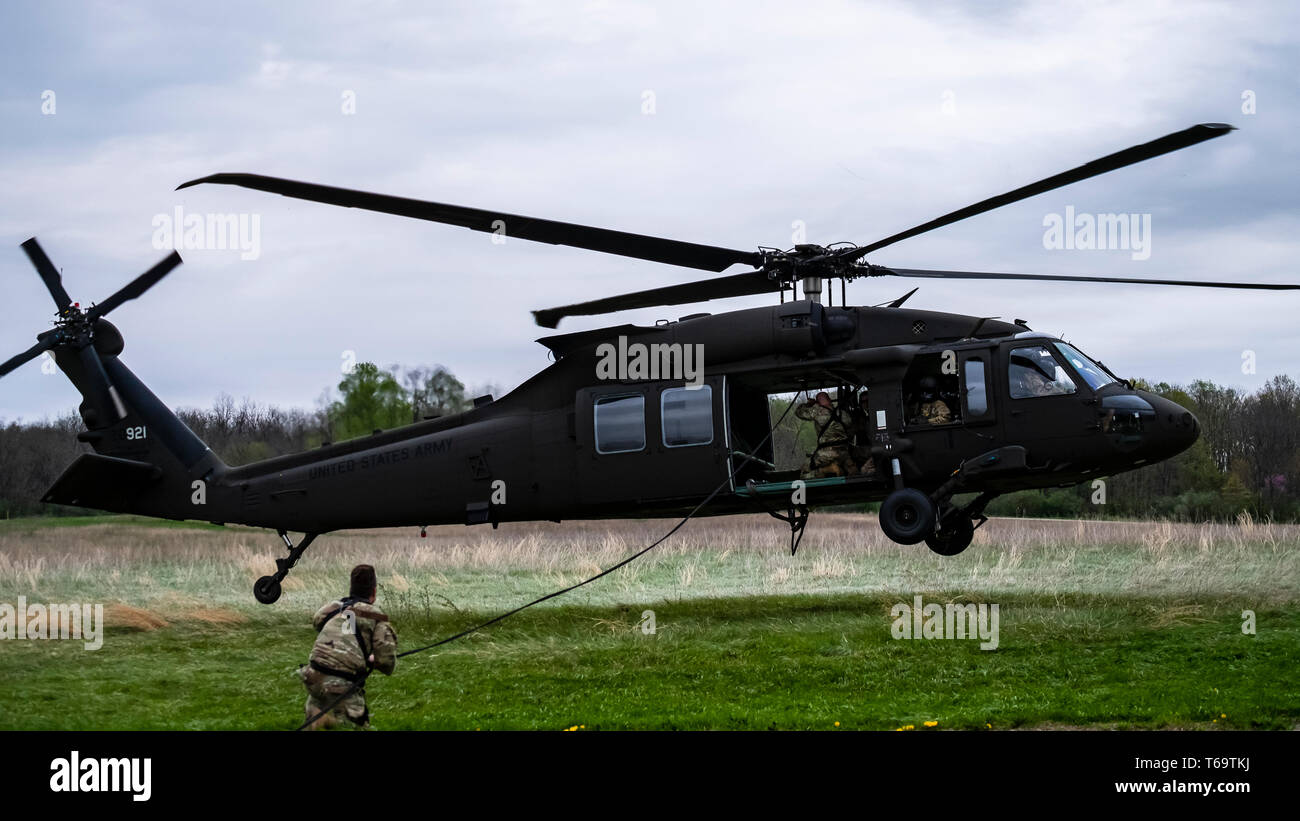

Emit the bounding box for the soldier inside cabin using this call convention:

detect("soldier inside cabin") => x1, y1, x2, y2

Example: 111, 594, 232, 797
795, 391, 858, 479
913, 375, 953, 425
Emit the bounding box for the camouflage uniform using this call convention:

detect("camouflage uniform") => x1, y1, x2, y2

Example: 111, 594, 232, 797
918, 399, 952, 425
299, 598, 398, 730
1025, 372, 1057, 397
795, 402, 857, 479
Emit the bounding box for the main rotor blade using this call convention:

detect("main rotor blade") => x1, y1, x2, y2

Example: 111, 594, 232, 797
0, 335, 57, 378
854, 123, 1235, 258
177, 173, 763, 273
533, 270, 778, 328
20, 238, 74, 312
873, 266, 1300, 290
86, 251, 183, 321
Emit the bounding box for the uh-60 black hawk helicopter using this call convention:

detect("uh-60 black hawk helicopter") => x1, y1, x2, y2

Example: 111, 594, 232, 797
3, 123, 1295, 604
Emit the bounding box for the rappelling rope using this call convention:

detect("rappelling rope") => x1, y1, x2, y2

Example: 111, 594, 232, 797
295, 392, 803, 730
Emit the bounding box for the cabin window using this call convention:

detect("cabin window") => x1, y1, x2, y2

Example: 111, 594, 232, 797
594, 394, 646, 454
902, 352, 961, 426
661, 385, 713, 447
964, 359, 988, 416
1008, 345, 1077, 399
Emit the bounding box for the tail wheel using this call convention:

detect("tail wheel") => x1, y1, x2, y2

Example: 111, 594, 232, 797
879, 488, 936, 545
254, 576, 282, 604
925, 515, 975, 556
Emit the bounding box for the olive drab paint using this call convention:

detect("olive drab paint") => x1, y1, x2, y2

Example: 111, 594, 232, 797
4, 123, 1289, 603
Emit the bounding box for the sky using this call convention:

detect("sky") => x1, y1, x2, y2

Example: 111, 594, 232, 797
1, 0, 1297, 421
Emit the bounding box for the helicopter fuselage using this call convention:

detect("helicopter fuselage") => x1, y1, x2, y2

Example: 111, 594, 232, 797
53, 300, 1196, 536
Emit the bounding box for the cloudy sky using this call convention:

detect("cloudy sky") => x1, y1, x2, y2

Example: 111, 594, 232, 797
1, 0, 1297, 421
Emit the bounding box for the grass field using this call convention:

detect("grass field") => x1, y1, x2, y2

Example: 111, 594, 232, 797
0, 512, 1296, 730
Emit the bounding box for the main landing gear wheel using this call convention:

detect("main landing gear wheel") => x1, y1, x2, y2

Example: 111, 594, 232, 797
925, 515, 975, 556
879, 488, 936, 545
254, 575, 282, 604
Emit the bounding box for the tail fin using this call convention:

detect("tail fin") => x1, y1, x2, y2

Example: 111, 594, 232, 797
71, 348, 213, 468
2, 239, 226, 519
43, 334, 227, 519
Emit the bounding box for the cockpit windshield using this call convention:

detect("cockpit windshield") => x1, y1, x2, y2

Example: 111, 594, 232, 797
1054, 342, 1118, 391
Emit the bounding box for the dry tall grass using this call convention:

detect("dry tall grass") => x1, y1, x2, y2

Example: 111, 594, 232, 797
0, 514, 1296, 615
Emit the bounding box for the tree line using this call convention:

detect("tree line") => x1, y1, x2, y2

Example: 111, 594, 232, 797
1, 368, 1298, 523
990, 376, 1300, 522
0, 362, 497, 517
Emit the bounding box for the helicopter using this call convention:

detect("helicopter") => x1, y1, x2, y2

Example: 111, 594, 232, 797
3, 122, 1295, 604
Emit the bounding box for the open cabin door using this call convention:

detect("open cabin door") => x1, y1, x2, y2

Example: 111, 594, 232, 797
724, 379, 782, 488
575, 377, 729, 507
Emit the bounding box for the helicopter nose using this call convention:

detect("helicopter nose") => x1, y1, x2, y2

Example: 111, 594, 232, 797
1142, 394, 1200, 460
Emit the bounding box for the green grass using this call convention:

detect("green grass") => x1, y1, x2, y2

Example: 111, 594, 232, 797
0, 514, 1296, 729
0, 592, 1293, 730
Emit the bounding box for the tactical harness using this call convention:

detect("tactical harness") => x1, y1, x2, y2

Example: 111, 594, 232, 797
307, 597, 377, 685
812, 407, 851, 449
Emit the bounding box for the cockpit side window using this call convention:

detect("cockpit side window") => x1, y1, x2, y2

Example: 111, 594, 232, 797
1008, 345, 1077, 399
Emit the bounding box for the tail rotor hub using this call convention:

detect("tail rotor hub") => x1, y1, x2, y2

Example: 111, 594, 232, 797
0, 239, 183, 427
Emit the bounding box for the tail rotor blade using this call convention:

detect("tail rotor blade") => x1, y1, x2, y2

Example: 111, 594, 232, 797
21, 238, 74, 313
0, 335, 57, 378
76, 344, 124, 423
87, 251, 183, 321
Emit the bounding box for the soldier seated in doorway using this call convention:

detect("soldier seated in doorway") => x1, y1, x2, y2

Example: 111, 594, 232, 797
795, 391, 857, 479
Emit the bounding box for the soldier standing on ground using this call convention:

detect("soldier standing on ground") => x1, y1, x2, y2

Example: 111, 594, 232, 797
299, 564, 398, 730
